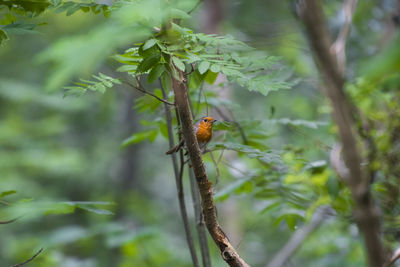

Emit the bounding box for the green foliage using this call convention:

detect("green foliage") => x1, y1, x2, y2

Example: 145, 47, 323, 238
0, 21, 41, 45
0, 0, 111, 45
53, 1, 110, 17
0, 190, 17, 198
0, 0, 52, 15
360, 33, 400, 84
63, 73, 121, 96
115, 22, 293, 96
121, 129, 158, 147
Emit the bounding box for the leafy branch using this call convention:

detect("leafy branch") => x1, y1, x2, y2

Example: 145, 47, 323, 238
63, 73, 121, 96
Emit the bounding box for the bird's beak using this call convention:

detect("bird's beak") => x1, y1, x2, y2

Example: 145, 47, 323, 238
213, 119, 217, 123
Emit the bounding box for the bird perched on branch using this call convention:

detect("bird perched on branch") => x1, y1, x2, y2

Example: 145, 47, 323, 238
166, 116, 217, 155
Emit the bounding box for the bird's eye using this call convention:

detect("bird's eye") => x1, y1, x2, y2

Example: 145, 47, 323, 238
203, 119, 208, 122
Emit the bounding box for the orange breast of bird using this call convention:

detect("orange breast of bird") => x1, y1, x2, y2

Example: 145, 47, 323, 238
196, 122, 213, 144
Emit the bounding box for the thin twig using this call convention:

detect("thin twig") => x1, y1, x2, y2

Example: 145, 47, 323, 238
0, 200, 10, 206
161, 79, 200, 267
385, 247, 400, 267
226, 109, 248, 145
179, 149, 185, 183
0, 218, 18, 224
208, 151, 221, 190
123, 80, 174, 105
184, 63, 196, 78
11, 248, 43, 267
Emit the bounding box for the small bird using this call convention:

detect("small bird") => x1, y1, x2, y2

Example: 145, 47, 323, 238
166, 116, 217, 154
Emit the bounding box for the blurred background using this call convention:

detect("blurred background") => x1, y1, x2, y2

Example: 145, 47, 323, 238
1, 0, 399, 266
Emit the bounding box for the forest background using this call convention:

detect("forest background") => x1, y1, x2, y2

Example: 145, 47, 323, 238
1, 0, 400, 266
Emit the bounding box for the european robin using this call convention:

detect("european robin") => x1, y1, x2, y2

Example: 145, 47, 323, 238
166, 116, 217, 154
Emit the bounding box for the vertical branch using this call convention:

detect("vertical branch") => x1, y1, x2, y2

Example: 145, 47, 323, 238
186, 77, 212, 267
189, 169, 212, 267
297, 1, 385, 266
171, 69, 249, 267
161, 81, 200, 267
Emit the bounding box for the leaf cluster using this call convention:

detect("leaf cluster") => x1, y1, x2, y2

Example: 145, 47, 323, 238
115, 23, 294, 96
64, 73, 121, 97
0, 0, 111, 45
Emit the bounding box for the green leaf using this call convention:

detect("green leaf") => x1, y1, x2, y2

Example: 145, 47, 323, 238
188, 70, 205, 89
1, 0, 52, 14
172, 56, 185, 72
260, 200, 282, 213
121, 130, 158, 147
54, 2, 110, 17
0, 13, 17, 25
361, 34, 400, 83
198, 61, 210, 75
66, 3, 81, 16
55, 201, 113, 215
143, 39, 157, 50
0, 190, 17, 198
137, 53, 161, 73
161, 72, 172, 92
54, 1, 74, 13
116, 65, 138, 73
169, 8, 190, 19
2, 22, 40, 35
139, 44, 159, 58
113, 53, 141, 65
274, 209, 305, 229
221, 66, 243, 77
0, 29, 9, 45
147, 64, 165, 84
326, 176, 340, 197
215, 178, 253, 202
246, 75, 292, 96
204, 70, 218, 85
210, 64, 221, 73
285, 215, 296, 230
63, 73, 120, 96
